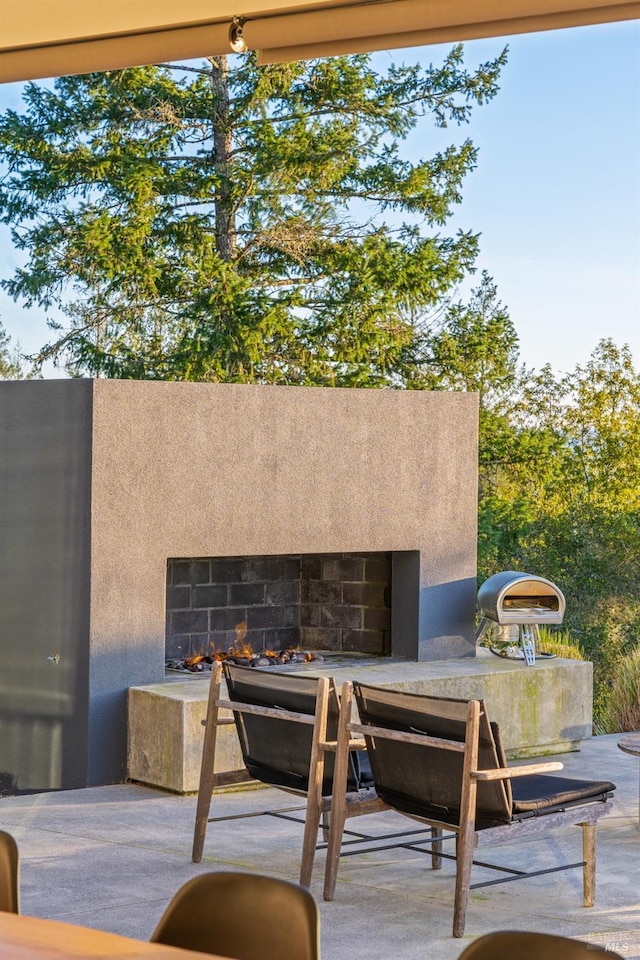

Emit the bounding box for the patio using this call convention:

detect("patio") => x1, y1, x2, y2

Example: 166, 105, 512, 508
0, 732, 638, 959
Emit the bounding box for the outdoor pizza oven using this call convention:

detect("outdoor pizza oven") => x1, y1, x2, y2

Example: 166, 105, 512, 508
478, 571, 565, 626
475, 571, 566, 665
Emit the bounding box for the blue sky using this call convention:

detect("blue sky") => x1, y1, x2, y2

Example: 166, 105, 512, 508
381, 19, 640, 374
0, 20, 639, 375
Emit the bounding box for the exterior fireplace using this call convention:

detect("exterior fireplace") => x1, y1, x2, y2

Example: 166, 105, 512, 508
166, 552, 393, 660
0, 379, 478, 791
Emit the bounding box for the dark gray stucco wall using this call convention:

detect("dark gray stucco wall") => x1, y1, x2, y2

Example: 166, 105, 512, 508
0, 380, 92, 792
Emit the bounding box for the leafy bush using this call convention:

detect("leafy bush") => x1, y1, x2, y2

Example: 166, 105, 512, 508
598, 647, 640, 733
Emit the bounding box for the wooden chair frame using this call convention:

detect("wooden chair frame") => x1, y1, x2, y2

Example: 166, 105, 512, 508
192, 662, 387, 893
327, 682, 614, 937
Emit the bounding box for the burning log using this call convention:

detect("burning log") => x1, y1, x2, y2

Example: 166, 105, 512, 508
165, 618, 323, 672
166, 644, 322, 673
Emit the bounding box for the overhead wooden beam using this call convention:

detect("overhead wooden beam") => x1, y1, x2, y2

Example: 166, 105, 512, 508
1, 0, 638, 83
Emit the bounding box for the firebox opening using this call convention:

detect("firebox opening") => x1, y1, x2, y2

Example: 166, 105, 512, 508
166, 552, 392, 664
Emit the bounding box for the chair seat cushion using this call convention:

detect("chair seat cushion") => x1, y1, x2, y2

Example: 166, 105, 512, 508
511, 775, 615, 816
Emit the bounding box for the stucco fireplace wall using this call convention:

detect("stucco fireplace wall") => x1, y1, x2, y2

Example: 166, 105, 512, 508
0, 379, 478, 791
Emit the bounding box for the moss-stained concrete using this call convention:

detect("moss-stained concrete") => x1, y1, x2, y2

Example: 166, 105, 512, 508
127, 681, 244, 794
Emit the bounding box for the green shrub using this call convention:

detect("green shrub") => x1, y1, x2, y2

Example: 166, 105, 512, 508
598, 647, 640, 733
537, 627, 584, 661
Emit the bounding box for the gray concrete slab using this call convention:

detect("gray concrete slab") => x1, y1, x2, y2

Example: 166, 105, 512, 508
0, 733, 638, 959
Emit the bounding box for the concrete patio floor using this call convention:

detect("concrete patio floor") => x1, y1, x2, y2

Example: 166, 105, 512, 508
0, 733, 638, 959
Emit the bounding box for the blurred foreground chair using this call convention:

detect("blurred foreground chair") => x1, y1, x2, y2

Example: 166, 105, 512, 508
192, 662, 390, 894
151, 871, 319, 960
458, 930, 623, 959
330, 682, 615, 937
0, 830, 19, 913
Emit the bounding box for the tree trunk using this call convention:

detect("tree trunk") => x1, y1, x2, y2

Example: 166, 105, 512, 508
210, 56, 235, 262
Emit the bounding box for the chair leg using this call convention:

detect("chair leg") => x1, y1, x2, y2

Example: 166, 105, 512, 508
192, 664, 223, 863
321, 810, 331, 843
300, 677, 330, 889
300, 789, 324, 888
431, 828, 443, 870
323, 681, 354, 901
453, 700, 481, 938
582, 821, 596, 907
453, 828, 475, 938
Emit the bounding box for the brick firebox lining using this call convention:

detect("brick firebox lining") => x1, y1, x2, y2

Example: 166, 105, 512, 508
166, 552, 391, 660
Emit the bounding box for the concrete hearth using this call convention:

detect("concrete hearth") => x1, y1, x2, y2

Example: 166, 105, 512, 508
0, 380, 478, 791
128, 652, 593, 793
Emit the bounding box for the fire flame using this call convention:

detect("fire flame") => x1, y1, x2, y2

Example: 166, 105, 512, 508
209, 621, 255, 661
180, 622, 314, 668
184, 653, 205, 668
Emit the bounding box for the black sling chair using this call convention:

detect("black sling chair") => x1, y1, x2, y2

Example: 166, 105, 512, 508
325, 681, 615, 937
193, 662, 425, 894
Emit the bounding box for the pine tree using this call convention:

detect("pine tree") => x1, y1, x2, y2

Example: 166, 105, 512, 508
0, 322, 27, 379
0, 48, 506, 381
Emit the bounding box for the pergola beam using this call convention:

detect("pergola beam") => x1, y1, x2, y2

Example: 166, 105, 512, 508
1, 0, 639, 83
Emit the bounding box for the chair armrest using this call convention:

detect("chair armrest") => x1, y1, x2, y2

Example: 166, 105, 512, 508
473, 761, 563, 781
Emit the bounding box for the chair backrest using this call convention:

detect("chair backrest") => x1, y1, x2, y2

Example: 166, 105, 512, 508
353, 682, 512, 829
224, 663, 367, 794
458, 930, 623, 959
151, 871, 320, 960
0, 830, 19, 913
